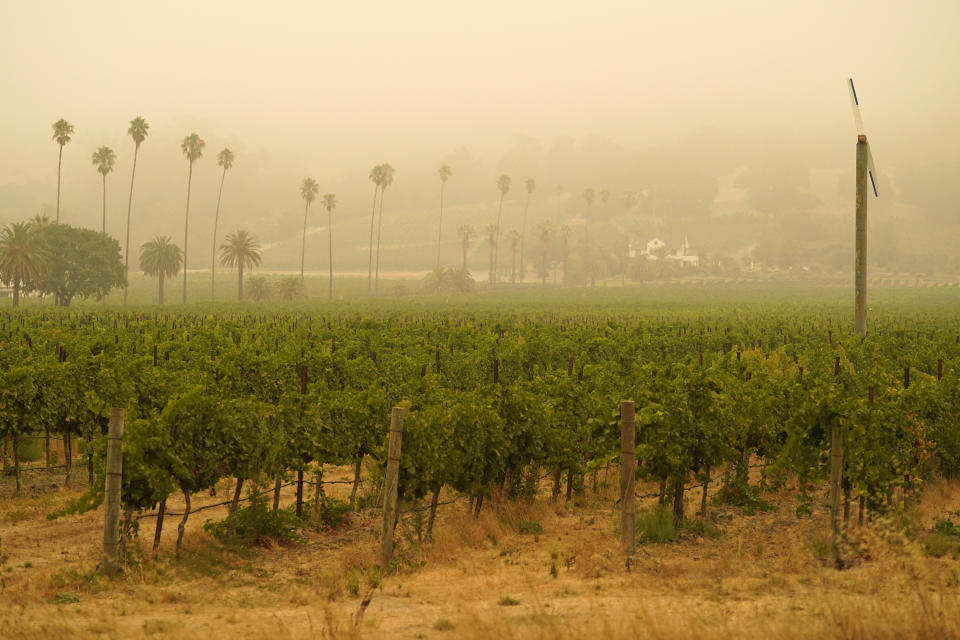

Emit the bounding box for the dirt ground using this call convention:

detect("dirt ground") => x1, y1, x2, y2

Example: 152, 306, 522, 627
1, 464, 959, 640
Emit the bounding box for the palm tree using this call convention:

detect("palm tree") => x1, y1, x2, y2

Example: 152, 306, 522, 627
322, 193, 337, 299
180, 133, 205, 303
560, 224, 572, 285
458, 224, 474, 272
139, 236, 182, 305
210, 148, 235, 301
508, 230, 521, 284
484, 223, 497, 284
91, 146, 116, 233
51, 119, 74, 223
219, 230, 262, 302
582, 188, 596, 286
123, 116, 149, 306
436, 164, 452, 269
493, 175, 511, 285
0, 222, 47, 307
367, 164, 383, 290
299, 177, 319, 281
374, 163, 395, 292
520, 178, 535, 282
536, 220, 552, 285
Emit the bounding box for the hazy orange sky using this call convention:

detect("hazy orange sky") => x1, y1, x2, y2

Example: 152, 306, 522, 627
2, 0, 957, 173
1, 0, 958, 267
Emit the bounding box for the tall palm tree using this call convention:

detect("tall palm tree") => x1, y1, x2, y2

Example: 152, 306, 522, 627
322, 193, 337, 299
458, 224, 474, 272
508, 230, 521, 284
374, 163, 395, 292
560, 224, 572, 285
582, 188, 596, 286
51, 119, 74, 223
219, 230, 262, 302
484, 223, 497, 284
520, 178, 535, 282
536, 220, 553, 286
367, 164, 383, 290
210, 148, 235, 301
0, 222, 47, 307
123, 116, 149, 306
493, 175, 511, 285
299, 177, 319, 281
91, 146, 116, 233
436, 164, 452, 269
180, 133, 205, 303
139, 236, 182, 306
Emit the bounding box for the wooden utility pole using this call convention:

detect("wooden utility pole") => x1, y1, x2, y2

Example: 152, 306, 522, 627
620, 400, 636, 554
854, 134, 868, 335
380, 407, 405, 567
102, 408, 124, 576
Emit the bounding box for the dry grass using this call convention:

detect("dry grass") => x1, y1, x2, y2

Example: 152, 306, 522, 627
1, 467, 959, 639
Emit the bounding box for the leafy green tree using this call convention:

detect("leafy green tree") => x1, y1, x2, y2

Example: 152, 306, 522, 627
520, 178, 535, 282
139, 236, 182, 305
374, 163, 395, 292
322, 193, 337, 299
246, 275, 272, 301
0, 221, 47, 306
52, 118, 74, 223
493, 175, 511, 285
180, 133, 205, 303
299, 178, 319, 281
219, 230, 262, 302
91, 146, 116, 233
27, 224, 124, 306
211, 148, 235, 301
436, 165, 452, 269
276, 276, 305, 301
123, 116, 149, 306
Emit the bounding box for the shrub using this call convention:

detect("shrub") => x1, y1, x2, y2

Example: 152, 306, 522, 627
636, 506, 676, 543
204, 491, 304, 545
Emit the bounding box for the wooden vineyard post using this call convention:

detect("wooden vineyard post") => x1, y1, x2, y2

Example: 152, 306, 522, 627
380, 407, 406, 568
101, 408, 124, 576
829, 416, 844, 569
620, 400, 636, 554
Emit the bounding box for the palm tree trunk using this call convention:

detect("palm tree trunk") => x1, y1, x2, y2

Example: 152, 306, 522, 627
12, 277, 19, 308
300, 201, 309, 280
212, 167, 227, 301
238, 262, 244, 302
436, 182, 445, 269
488, 240, 494, 284
328, 207, 333, 299
56, 144, 63, 224
183, 161, 193, 304
375, 188, 386, 292
124, 143, 140, 305
367, 185, 379, 290
493, 194, 504, 285
101, 174, 107, 233
520, 195, 529, 282
158, 273, 164, 306
462, 241, 468, 271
